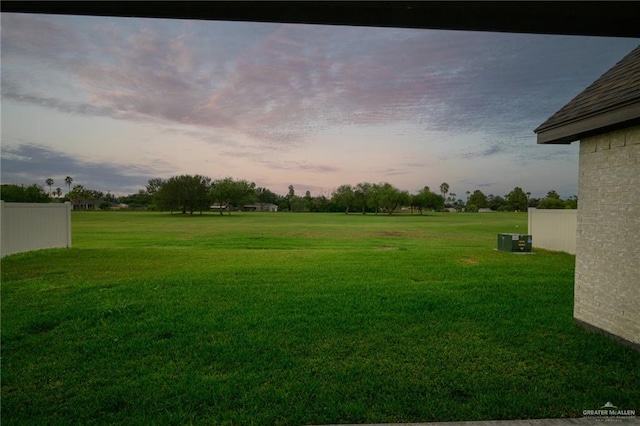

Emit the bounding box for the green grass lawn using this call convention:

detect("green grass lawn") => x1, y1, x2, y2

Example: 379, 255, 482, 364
1, 211, 638, 425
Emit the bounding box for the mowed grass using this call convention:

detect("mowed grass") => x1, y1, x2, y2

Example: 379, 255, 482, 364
1, 211, 638, 425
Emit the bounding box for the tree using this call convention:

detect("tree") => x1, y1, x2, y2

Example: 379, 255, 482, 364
210, 177, 256, 215
146, 178, 165, 198
440, 182, 449, 200
156, 175, 211, 215
506, 187, 528, 212
313, 195, 330, 212
446, 193, 457, 208
55, 187, 62, 199
256, 187, 279, 205
289, 195, 306, 212
45, 178, 54, 196
537, 191, 565, 209
68, 184, 90, 203
398, 190, 411, 211
411, 191, 421, 214
104, 191, 117, 203
354, 182, 373, 214
537, 197, 565, 209
332, 184, 355, 214
285, 185, 295, 211
369, 183, 382, 214
119, 190, 153, 209
88, 190, 104, 200
528, 197, 541, 208
378, 182, 403, 214
546, 190, 560, 199
1, 184, 50, 202
65, 176, 73, 194
487, 194, 506, 211
304, 190, 313, 211
467, 190, 488, 209
67, 185, 103, 202
565, 195, 578, 209
413, 186, 444, 214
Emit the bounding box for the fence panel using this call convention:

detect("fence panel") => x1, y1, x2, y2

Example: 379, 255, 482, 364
527, 208, 577, 254
1, 201, 72, 258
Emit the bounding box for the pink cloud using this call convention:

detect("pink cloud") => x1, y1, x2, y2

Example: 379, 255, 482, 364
4, 13, 637, 159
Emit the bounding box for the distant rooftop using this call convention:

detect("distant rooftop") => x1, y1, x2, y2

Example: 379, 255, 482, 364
535, 44, 640, 144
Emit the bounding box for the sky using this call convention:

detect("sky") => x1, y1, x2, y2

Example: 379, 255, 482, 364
1, 13, 638, 199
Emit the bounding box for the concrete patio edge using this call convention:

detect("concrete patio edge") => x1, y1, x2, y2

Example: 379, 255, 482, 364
316, 417, 639, 426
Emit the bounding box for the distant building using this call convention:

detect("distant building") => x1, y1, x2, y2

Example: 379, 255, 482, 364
72, 200, 102, 210
243, 203, 278, 212
72, 200, 125, 210
534, 45, 640, 348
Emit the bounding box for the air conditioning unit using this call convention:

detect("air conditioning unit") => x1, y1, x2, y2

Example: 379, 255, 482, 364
497, 233, 532, 252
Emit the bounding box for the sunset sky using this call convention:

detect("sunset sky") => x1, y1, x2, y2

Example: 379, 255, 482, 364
2, 12, 638, 198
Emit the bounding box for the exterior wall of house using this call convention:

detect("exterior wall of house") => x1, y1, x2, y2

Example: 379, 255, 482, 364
575, 125, 640, 345
528, 208, 577, 254
0, 201, 72, 257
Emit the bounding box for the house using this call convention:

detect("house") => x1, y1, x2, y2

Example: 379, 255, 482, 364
72, 199, 103, 211
243, 203, 278, 212
72, 199, 125, 210
534, 44, 640, 348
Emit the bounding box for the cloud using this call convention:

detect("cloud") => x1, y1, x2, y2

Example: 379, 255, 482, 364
513, 147, 577, 165
459, 143, 507, 159
259, 160, 340, 173
1, 10, 636, 197
4, 13, 637, 150
1, 91, 126, 120
0, 13, 86, 65
382, 168, 410, 177
0, 144, 164, 195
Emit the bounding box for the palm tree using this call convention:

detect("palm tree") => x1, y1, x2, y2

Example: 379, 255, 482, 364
439, 182, 449, 200
65, 176, 73, 195
55, 187, 62, 199
45, 178, 54, 196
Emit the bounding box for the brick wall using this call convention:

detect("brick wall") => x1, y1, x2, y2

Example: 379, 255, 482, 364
575, 125, 640, 345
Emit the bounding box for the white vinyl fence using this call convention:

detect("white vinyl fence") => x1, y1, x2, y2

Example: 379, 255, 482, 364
527, 207, 577, 255
1, 201, 72, 258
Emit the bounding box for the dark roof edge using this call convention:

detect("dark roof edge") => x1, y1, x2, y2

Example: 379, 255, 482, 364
535, 103, 640, 144
2, 1, 640, 38
534, 96, 640, 134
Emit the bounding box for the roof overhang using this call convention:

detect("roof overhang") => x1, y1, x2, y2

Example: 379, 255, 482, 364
535, 103, 640, 144
1, 1, 639, 38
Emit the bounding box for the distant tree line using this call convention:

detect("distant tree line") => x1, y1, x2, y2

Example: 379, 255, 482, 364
135, 176, 446, 216
0, 176, 117, 207
0, 184, 50, 203
0, 176, 578, 213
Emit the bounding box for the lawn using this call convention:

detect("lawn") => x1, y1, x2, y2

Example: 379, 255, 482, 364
1, 211, 638, 425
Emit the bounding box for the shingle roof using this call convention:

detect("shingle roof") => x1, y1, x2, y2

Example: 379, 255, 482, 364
535, 44, 640, 144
